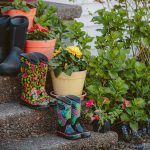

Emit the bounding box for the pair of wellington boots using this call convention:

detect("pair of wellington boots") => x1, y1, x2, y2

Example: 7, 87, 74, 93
20, 52, 50, 109
0, 15, 28, 75
56, 95, 91, 140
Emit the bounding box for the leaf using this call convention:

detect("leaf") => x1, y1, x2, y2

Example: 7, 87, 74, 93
130, 121, 138, 131
54, 67, 62, 77
1, 6, 13, 13
120, 113, 130, 122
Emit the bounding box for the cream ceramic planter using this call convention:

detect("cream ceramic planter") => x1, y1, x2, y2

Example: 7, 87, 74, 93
51, 70, 87, 96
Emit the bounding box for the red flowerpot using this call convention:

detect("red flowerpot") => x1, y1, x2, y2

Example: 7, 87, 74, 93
25, 39, 56, 61
2, 8, 36, 29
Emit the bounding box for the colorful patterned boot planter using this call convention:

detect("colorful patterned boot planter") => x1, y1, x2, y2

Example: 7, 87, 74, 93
56, 96, 81, 140
20, 53, 50, 109
66, 95, 91, 138
33, 52, 50, 101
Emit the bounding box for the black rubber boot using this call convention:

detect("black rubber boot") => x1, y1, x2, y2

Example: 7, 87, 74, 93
0, 15, 10, 63
66, 95, 91, 138
56, 96, 81, 140
0, 16, 28, 75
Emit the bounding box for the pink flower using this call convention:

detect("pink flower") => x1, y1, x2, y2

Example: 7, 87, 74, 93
91, 115, 100, 121
85, 99, 94, 107
122, 99, 131, 109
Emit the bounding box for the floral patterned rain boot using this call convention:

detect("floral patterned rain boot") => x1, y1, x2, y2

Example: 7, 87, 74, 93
20, 53, 50, 109
66, 95, 91, 138
33, 52, 51, 102
56, 96, 81, 140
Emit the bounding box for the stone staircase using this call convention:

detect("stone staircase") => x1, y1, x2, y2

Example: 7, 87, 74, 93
0, 75, 118, 150
0, 2, 118, 150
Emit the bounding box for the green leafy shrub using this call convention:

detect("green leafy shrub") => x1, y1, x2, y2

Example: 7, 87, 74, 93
85, 0, 150, 131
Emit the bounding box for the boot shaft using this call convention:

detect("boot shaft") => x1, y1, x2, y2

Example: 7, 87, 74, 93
56, 97, 72, 127
10, 16, 29, 50
0, 15, 10, 46
66, 95, 81, 125
20, 53, 39, 103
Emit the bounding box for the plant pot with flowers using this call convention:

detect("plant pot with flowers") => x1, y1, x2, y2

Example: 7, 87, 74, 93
0, 0, 36, 29
49, 46, 87, 98
25, 24, 56, 61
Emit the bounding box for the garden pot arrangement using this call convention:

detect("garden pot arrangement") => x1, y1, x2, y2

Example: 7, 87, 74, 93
26, 24, 56, 61
0, 0, 91, 141
49, 46, 87, 97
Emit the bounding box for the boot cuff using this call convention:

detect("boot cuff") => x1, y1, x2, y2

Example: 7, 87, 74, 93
10, 16, 29, 27
0, 15, 10, 26
56, 96, 71, 105
66, 95, 81, 103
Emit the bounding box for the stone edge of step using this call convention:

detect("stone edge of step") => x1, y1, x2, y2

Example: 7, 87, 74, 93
0, 131, 118, 150
45, 1, 82, 19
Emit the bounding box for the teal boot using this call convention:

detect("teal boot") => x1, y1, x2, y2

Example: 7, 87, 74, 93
56, 96, 81, 140
67, 95, 91, 138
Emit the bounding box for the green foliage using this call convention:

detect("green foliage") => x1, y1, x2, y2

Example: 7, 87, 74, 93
0, 0, 32, 13
121, 98, 148, 131
35, 0, 67, 48
65, 21, 93, 58
27, 30, 54, 40
85, 0, 150, 130
94, 0, 150, 64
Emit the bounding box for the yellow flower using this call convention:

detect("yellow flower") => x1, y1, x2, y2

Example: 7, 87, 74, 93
65, 46, 82, 59
53, 49, 61, 57
64, 63, 68, 70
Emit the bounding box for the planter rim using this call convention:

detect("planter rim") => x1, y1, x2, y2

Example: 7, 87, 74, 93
26, 39, 56, 42
2, 7, 36, 13
50, 70, 87, 79
50, 69, 87, 74
26, 39, 56, 48
50, 90, 87, 99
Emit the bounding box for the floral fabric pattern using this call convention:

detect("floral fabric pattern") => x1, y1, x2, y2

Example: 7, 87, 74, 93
20, 56, 50, 106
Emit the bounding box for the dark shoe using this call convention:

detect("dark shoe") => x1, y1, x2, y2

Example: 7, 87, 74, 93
99, 120, 111, 133
0, 16, 28, 75
66, 95, 91, 138
0, 15, 10, 63
0, 47, 23, 75
121, 125, 130, 142
56, 96, 81, 140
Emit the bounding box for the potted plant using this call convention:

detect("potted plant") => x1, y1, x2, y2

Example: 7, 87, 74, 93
25, 24, 56, 60
0, 0, 36, 29
49, 46, 87, 97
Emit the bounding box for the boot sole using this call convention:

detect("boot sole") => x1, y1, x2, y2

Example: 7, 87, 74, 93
20, 100, 50, 110
56, 131, 81, 140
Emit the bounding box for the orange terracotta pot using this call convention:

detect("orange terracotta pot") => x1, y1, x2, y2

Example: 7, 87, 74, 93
2, 8, 36, 29
25, 39, 56, 61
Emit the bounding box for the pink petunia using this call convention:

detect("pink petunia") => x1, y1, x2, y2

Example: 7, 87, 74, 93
122, 99, 131, 109
85, 99, 94, 107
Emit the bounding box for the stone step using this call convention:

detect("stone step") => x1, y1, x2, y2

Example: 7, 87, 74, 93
0, 76, 21, 104
0, 132, 118, 150
0, 73, 52, 104
0, 102, 56, 143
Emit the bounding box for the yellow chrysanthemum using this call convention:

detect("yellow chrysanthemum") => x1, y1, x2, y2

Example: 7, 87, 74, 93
64, 63, 68, 70
53, 49, 61, 57
65, 46, 82, 59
